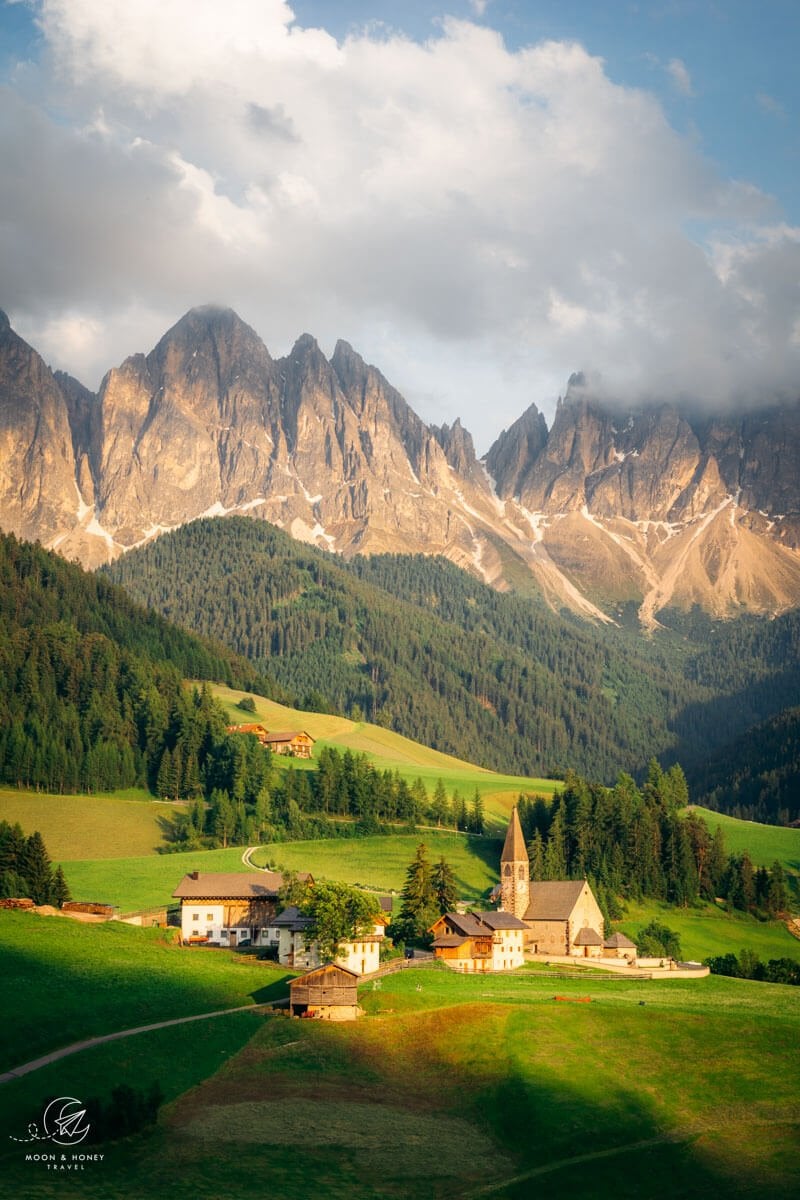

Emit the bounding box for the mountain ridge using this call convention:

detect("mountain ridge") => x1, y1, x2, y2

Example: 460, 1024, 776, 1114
1, 305, 799, 625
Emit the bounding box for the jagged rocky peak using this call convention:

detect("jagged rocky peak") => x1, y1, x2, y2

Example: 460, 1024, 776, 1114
0, 309, 10, 333
150, 304, 274, 392
484, 402, 549, 500
0, 313, 79, 544
431, 417, 481, 479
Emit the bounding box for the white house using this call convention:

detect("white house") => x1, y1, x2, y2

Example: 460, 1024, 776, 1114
172, 870, 312, 947
268, 905, 387, 976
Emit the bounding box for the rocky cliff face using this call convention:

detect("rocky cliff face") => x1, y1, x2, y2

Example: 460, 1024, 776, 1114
1, 306, 798, 625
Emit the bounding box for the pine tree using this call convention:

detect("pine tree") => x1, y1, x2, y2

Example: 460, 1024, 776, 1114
430, 780, 448, 827
394, 843, 438, 943
50, 864, 71, 908
469, 789, 485, 835
528, 829, 545, 881
431, 856, 458, 915
20, 831, 53, 905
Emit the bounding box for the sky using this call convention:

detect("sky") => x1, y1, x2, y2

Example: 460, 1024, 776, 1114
1, 0, 799, 451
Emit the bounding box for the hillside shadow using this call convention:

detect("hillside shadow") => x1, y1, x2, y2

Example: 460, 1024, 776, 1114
457, 834, 503, 900
0, 934, 292, 1078
151, 999, 798, 1200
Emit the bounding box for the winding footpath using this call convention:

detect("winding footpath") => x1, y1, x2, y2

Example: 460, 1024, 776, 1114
0, 1004, 265, 1086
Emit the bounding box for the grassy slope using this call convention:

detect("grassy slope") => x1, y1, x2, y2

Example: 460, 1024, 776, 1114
2, 963, 798, 1199
212, 683, 560, 827
0, 789, 185, 860
253, 832, 500, 899
690, 805, 800, 881
63, 834, 501, 911
619, 898, 800, 963
0, 910, 294, 1073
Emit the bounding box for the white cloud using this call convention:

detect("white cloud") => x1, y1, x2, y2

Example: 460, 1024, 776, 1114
756, 91, 786, 119
1, 0, 798, 450
666, 57, 693, 96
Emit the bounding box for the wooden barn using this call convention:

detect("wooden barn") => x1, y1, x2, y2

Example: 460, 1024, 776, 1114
289, 963, 361, 1021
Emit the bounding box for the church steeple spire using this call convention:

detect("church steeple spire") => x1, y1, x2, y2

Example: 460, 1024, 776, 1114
500, 807, 530, 920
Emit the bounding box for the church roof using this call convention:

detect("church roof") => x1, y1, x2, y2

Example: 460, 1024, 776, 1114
501, 807, 528, 864
573, 926, 603, 946
524, 880, 586, 921
604, 932, 637, 949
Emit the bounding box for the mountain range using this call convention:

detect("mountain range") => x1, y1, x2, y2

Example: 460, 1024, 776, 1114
2, 304, 800, 626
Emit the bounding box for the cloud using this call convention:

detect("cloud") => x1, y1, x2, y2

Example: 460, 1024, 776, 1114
756, 91, 786, 119
666, 57, 693, 96
1, 0, 798, 450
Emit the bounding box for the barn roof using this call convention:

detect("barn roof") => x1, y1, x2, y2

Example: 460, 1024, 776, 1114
573, 926, 603, 946
524, 880, 587, 921
290, 963, 359, 988
173, 870, 311, 900
431, 934, 469, 948
501, 807, 528, 864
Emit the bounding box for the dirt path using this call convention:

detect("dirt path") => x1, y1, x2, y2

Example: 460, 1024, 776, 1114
463, 1132, 696, 1196
0, 1004, 270, 1086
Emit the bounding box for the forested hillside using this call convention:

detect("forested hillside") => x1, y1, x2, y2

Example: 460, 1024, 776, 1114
105, 518, 800, 806
105, 518, 698, 780
689, 706, 800, 825
0, 532, 286, 796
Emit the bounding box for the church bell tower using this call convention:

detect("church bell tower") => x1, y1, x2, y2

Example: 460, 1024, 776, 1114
500, 806, 530, 920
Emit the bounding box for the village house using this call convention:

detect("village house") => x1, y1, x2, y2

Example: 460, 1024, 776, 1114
498, 808, 606, 958
223, 725, 315, 758
430, 910, 527, 973
289, 963, 361, 1021
262, 730, 315, 758
225, 723, 270, 745
268, 905, 387, 976
172, 870, 312, 947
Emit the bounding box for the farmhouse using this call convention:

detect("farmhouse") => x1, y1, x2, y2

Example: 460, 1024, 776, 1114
225, 723, 270, 745
499, 808, 606, 957
262, 730, 315, 758
269, 905, 387, 976
223, 725, 315, 757
172, 870, 311, 947
289, 963, 361, 1021
430, 910, 527, 973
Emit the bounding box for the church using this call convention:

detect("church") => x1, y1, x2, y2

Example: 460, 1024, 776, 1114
499, 807, 610, 959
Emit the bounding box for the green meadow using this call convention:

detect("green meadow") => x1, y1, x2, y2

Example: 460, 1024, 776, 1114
60, 832, 500, 912
0, 788, 184, 860
690, 805, 800, 886
619, 898, 800, 963
0, 910, 293, 1073
1, 959, 798, 1198
210, 683, 560, 826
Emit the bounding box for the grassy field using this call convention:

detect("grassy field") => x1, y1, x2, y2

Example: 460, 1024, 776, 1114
0, 789, 183, 859
618, 898, 800, 963
690, 805, 800, 885
0, 910, 294, 1073
61, 834, 501, 911
253, 832, 501, 899
61, 846, 255, 912
211, 683, 560, 827
2, 963, 798, 1198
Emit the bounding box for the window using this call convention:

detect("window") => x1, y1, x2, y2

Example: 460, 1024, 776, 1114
192, 912, 200, 920
206, 913, 213, 921
192, 929, 199, 937
206, 930, 213, 939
